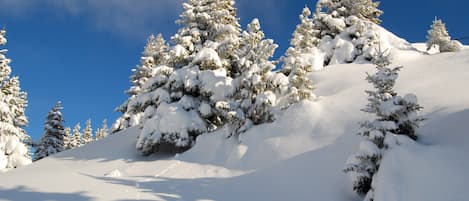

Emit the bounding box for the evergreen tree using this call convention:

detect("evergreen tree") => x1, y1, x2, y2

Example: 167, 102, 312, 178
82, 119, 93, 144
34, 102, 66, 161
136, 0, 242, 154
282, 7, 322, 75
129, 34, 170, 97
96, 119, 108, 140
112, 34, 170, 133
315, 0, 382, 28
282, 7, 318, 103
426, 18, 461, 52
344, 49, 424, 199
63, 127, 71, 150
283, 0, 387, 69
227, 18, 279, 138
69, 123, 82, 149
0, 29, 32, 170
172, 0, 241, 72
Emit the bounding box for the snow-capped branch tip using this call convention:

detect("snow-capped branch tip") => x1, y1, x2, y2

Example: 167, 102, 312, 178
247, 18, 261, 33
372, 43, 392, 67
0, 28, 7, 45
301, 6, 312, 19
53, 101, 63, 111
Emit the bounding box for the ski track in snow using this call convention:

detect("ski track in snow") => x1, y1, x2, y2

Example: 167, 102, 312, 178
154, 160, 181, 179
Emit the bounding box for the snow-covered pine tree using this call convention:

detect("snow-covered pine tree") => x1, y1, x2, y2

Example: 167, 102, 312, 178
282, 7, 318, 103
63, 127, 71, 150
317, 0, 383, 24
293, 0, 389, 68
171, 0, 241, 72
344, 49, 424, 199
136, 0, 242, 154
426, 18, 462, 53
69, 123, 81, 149
112, 34, 170, 133
82, 119, 93, 144
282, 7, 322, 75
96, 119, 108, 140
227, 18, 279, 138
0, 29, 32, 170
34, 102, 66, 161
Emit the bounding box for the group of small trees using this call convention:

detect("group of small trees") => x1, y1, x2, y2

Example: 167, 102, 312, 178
34, 102, 109, 161
280, 0, 387, 73
339, 14, 459, 200
112, 0, 458, 159
114, 0, 434, 200
113, 0, 291, 155
339, 13, 458, 200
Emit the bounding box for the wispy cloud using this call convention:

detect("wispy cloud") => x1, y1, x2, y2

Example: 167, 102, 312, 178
0, 0, 305, 42
0, 0, 184, 39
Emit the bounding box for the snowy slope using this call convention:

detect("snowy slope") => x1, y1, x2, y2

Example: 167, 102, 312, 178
1, 48, 469, 201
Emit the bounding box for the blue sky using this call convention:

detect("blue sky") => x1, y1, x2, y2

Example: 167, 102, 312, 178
0, 0, 466, 141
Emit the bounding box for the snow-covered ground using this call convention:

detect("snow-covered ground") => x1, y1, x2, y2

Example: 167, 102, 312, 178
1, 47, 469, 201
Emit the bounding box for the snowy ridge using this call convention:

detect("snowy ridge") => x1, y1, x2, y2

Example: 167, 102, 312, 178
0, 47, 469, 200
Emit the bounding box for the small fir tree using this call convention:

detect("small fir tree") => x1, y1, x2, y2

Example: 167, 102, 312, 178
63, 127, 71, 150
344, 49, 424, 199
69, 123, 82, 149
82, 119, 93, 144
426, 18, 461, 52
96, 119, 108, 140
34, 102, 66, 161
282, 7, 317, 103
282, 6, 321, 75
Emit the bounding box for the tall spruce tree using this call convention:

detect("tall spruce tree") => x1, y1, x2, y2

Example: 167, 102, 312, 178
0, 29, 32, 170
227, 18, 279, 138
344, 49, 424, 199
34, 102, 66, 161
135, 0, 242, 154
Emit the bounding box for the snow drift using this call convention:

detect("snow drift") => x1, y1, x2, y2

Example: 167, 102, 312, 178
0, 46, 468, 200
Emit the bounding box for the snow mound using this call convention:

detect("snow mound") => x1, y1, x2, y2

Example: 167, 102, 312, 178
0, 48, 469, 201
104, 169, 122, 178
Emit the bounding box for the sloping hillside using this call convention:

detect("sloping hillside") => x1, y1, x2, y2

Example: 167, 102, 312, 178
0, 47, 468, 201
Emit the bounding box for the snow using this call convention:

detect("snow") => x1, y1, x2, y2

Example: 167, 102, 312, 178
105, 169, 122, 178
299, 48, 326, 71
172, 44, 188, 58
192, 47, 223, 68
139, 102, 207, 148
0, 46, 469, 200
199, 68, 233, 102
0, 31, 6, 45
